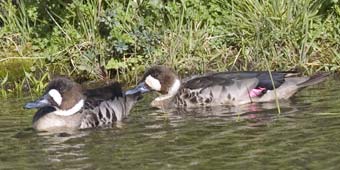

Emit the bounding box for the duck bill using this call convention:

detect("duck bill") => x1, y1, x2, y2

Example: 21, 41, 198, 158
125, 82, 150, 95
24, 95, 51, 109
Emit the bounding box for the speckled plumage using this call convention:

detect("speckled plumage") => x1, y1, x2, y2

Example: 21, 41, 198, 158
126, 66, 329, 109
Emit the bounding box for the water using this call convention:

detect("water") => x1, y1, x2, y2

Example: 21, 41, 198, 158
1, 77, 340, 170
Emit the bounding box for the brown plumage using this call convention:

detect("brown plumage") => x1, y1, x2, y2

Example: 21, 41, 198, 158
24, 76, 141, 132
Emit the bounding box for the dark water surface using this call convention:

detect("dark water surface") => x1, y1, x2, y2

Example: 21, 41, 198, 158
1, 78, 340, 170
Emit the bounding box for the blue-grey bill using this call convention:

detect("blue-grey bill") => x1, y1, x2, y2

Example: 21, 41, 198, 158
24, 97, 50, 109
125, 82, 150, 95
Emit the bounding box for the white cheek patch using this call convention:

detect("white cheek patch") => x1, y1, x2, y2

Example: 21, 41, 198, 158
145, 75, 161, 91
48, 89, 62, 106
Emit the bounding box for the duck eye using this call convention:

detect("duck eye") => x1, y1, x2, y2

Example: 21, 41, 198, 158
48, 89, 62, 106
145, 75, 161, 91
151, 72, 160, 78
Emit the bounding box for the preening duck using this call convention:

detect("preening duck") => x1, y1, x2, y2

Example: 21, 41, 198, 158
126, 65, 329, 109
24, 76, 141, 131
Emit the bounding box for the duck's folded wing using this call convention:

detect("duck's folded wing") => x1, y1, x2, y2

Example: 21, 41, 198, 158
183, 75, 235, 90
84, 82, 123, 108
180, 76, 260, 106
184, 71, 295, 90
214, 71, 293, 89
80, 95, 133, 129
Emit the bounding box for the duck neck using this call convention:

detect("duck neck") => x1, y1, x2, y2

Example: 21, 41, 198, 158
53, 99, 84, 116
152, 79, 181, 109
155, 78, 181, 101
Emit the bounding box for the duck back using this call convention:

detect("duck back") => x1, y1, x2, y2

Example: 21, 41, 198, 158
175, 77, 259, 107
80, 83, 140, 129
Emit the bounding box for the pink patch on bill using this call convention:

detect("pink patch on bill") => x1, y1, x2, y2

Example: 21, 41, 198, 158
249, 87, 266, 97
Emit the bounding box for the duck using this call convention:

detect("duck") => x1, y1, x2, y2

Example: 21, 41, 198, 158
125, 65, 329, 109
24, 76, 141, 132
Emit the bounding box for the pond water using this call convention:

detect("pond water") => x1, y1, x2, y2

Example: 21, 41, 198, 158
1, 76, 340, 170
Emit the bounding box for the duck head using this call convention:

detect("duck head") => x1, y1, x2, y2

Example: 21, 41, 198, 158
24, 76, 85, 116
126, 66, 181, 108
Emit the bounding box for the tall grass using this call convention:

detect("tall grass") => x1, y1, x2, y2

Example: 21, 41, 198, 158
0, 0, 339, 97
219, 0, 336, 71
0, 0, 33, 41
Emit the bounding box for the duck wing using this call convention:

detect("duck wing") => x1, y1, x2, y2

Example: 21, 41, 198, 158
185, 71, 297, 90
178, 71, 299, 107
178, 71, 328, 107
178, 74, 259, 107
84, 82, 123, 108
183, 71, 295, 90
80, 82, 142, 129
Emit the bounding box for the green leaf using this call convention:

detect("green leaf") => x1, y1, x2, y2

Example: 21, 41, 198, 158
105, 58, 127, 70
1, 72, 8, 86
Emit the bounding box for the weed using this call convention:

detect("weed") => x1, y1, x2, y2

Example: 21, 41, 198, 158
0, 0, 339, 97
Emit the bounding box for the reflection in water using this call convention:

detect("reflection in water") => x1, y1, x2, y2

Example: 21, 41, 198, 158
9, 128, 94, 169
148, 100, 299, 130
1, 78, 340, 169
36, 131, 90, 164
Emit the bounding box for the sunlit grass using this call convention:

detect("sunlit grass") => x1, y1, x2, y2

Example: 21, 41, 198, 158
0, 0, 339, 97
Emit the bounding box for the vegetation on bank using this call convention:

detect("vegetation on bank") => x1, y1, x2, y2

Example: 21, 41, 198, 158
0, 0, 339, 97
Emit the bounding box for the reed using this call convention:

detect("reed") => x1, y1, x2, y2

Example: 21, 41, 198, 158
0, 0, 339, 97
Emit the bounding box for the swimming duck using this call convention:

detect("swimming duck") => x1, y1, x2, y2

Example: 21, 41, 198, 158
126, 65, 329, 109
24, 76, 141, 131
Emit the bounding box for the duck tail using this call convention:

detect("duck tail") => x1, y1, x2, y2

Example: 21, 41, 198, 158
297, 73, 330, 88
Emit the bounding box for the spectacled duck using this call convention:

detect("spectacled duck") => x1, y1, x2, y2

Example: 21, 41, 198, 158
126, 66, 329, 109
24, 76, 141, 131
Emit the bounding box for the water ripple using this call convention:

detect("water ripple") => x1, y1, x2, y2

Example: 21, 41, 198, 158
1, 79, 340, 169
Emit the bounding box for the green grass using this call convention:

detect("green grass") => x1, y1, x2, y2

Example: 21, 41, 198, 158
0, 0, 339, 97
